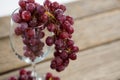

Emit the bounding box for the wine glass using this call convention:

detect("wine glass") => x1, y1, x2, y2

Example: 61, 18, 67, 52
10, 8, 52, 80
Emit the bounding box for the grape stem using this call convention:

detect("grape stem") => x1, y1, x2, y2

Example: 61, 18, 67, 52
45, 11, 55, 20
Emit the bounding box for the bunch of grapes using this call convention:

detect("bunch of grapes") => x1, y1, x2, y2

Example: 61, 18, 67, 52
8, 69, 60, 80
8, 69, 36, 80
12, 0, 79, 72
45, 72, 60, 80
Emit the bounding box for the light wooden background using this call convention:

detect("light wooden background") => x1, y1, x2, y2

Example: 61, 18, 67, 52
0, 0, 120, 80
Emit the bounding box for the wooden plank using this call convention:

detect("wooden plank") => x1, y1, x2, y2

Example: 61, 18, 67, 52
72, 9, 120, 50
0, 38, 27, 74
1, 40, 120, 80
66, 0, 120, 19
0, 16, 10, 38
1, 0, 120, 38
0, 9, 120, 74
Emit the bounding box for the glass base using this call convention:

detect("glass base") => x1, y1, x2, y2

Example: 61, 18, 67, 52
33, 77, 44, 80
31, 71, 45, 80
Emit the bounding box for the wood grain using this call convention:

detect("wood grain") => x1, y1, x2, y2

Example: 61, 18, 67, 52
0, 38, 27, 74
1, 0, 120, 38
1, 40, 120, 80
72, 9, 120, 50
0, 16, 10, 38
0, 9, 120, 74
66, 0, 120, 19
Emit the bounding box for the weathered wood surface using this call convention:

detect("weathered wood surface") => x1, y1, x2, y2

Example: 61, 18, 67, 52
0, 16, 10, 38
0, 8, 120, 74
1, 40, 120, 80
66, 0, 120, 19
1, 0, 120, 38
1, 0, 120, 80
73, 9, 120, 50
0, 38, 27, 74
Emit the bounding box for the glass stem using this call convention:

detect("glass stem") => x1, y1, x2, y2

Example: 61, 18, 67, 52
32, 62, 36, 77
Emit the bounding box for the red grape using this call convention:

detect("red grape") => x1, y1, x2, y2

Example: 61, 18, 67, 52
56, 65, 65, 72
55, 57, 63, 66
54, 9, 64, 16
36, 4, 45, 15
55, 39, 64, 48
51, 59, 57, 69
60, 51, 68, 60
27, 0, 35, 3
54, 51, 60, 57
29, 38, 38, 46
40, 13, 48, 23
71, 46, 79, 53
44, 0, 51, 7
47, 23, 56, 32
66, 16, 74, 25
12, 13, 21, 23
46, 36, 54, 46
19, 69, 27, 75
39, 31, 45, 39
29, 18, 38, 27
26, 3, 36, 12
56, 14, 66, 24
59, 32, 69, 39
23, 38, 29, 45
19, 22, 28, 31
21, 10, 31, 21
69, 53, 77, 60
59, 5, 66, 12
63, 59, 69, 67
66, 26, 74, 34
45, 72, 53, 80
8, 77, 17, 80
67, 39, 74, 46
50, 2, 59, 11
19, 0, 26, 8
53, 77, 60, 80
63, 20, 71, 28
25, 29, 34, 38
14, 26, 22, 35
